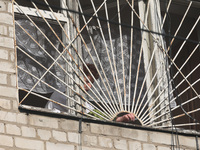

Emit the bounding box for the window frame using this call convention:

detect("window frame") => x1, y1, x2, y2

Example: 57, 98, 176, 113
14, 0, 75, 110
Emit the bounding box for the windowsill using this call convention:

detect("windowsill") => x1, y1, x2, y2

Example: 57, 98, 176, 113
18, 104, 200, 137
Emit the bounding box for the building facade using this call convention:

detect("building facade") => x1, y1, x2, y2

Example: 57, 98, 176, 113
0, 0, 199, 150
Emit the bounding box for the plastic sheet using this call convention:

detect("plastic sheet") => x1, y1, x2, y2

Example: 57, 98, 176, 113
16, 19, 65, 93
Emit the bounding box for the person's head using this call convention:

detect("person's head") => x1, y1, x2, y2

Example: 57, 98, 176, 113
83, 64, 99, 91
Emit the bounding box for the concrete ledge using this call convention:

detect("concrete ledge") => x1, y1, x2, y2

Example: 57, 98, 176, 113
18, 105, 200, 137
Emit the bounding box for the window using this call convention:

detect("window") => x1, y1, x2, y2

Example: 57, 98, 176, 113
16, 19, 63, 107
14, 0, 77, 110
14, 0, 200, 131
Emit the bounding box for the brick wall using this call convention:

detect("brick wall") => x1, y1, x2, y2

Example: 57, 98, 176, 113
0, 0, 199, 150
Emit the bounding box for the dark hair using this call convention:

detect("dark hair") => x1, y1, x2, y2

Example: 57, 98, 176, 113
83, 64, 99, 79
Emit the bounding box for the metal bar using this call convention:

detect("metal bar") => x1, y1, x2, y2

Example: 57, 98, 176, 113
75, 0, 120, 114
129, 0, 150, 113
87, 0, 124, 111
135, 69, 159, 116
133, 40, 159, 115
117, 0, 126, 110
128, 0, 200, 122
15, 13, 105, 111
155, 122, 200, 128
161, 0, 172, 29
18, 88, 110, 121
144, 78, 200, 125
17, 66, 111, 120
104, 1, 121, 112
70, 0, 120, 114
15, 22, 113, 118
141, 43, 200, 122
165, 1, 192, 53
170, 15, 199, 63
137, 78, 162, 119
14, 2, 103, 113
149, 107, 200, 127
44, 0, 117, 115
128, 0, 135, 112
